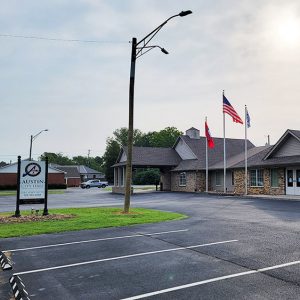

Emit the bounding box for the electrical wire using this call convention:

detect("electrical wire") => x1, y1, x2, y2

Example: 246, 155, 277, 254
0, 33, 129, 44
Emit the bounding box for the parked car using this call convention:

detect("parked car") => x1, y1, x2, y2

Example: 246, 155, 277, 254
81, 180, 108, 189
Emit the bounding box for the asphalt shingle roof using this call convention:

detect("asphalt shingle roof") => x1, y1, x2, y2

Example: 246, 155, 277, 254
113, 147, 181, 167
54, 166, 80, 178
211, 145, 271, 169
78, 165, 104, 175
112, 130, 300, 171
290, 129, 300, 140
172, 136, 255, 171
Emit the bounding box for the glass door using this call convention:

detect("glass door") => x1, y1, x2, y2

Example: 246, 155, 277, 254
286, 169, 295, 195
296, 169, 300, 195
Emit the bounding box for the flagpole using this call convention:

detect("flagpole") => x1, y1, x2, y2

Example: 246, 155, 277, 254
223, 90, 226, 194
245, 105, 248, 195
205, 116, 208, 193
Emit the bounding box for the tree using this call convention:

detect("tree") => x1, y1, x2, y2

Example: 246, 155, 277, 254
0, 161, 8, 168
113, 127, 144, 146
102, 138, 121, 183
148, 127, 182, 148
40, 152, 73, 165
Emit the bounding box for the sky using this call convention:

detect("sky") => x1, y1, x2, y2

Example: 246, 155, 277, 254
1, 0, 300, 162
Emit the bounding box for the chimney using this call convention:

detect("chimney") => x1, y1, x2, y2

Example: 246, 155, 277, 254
186, 127, 200, 139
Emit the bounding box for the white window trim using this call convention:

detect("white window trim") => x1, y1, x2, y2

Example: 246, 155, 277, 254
179, 172, 187, 187
250, 169, 264, 187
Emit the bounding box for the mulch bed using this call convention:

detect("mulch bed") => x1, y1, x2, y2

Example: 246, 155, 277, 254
0, 214, 75, 224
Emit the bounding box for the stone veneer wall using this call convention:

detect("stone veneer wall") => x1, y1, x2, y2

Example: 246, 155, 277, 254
234, 168, 285, 195
160, 171, 171, 191
196, 171, 207, 192
171, 171, 207, 192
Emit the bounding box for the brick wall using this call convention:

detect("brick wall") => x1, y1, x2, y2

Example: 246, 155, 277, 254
234, 168, 285, 195
48, 173, 65, 185
0, 173, 65, 187
66, 178, 81, 187
0, 173, 16, 186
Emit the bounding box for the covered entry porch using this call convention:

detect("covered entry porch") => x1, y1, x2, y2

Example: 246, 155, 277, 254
111, 146, 181, 194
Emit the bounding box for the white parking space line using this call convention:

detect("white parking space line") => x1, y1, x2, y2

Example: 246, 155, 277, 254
120, 260, 300, 300
13, 240, 238, 276
4, 229, 188, 253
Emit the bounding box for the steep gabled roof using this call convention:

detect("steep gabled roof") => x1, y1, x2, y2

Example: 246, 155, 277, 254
171, 135, 255, 171
112, 146, 181, 167
264, 129, 300, 160
171, 136, 255, 171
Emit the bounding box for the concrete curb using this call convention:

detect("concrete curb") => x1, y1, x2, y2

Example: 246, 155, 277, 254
9, 275, 30, 300
0, 251, 12, 270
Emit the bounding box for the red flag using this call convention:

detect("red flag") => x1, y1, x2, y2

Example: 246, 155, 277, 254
205, 121, 215, 148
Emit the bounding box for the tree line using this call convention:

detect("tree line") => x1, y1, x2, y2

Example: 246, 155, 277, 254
40, 126, 182, 183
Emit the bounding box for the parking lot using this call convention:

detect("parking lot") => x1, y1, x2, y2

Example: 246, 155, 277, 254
0, 191, 299, 299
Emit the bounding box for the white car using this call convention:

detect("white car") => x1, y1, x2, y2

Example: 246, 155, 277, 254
81, 180, 108, 189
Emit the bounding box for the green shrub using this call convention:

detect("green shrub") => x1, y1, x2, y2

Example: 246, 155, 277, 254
133, 169, 160, 185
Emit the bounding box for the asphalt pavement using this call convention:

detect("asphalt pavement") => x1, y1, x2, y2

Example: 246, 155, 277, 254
0, 189, 299, 299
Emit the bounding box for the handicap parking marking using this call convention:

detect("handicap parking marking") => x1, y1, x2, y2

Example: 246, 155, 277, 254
3, 229, 189, 253
120, 260, 300, 300
13, 239, 238, 276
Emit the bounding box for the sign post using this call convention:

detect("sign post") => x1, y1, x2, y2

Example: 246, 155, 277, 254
14, 156, 21, 217
43, 157, 49, 216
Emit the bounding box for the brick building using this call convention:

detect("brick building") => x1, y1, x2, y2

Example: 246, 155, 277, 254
0, 160, 65, 189
112, 128, 300, 196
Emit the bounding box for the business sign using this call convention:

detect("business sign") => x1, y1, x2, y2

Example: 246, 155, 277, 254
20, 161, 46, 200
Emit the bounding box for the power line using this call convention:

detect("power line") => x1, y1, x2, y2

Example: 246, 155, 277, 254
0, 33, 129, 44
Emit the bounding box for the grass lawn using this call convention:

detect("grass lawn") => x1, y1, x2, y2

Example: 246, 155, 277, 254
0, 190, 65, 197
0, 207, 187, 238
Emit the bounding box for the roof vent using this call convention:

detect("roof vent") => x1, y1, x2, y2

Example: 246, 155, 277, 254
186, 127, 200, 139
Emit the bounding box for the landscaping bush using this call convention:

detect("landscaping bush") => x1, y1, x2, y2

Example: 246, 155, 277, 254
133, 169, 160, 185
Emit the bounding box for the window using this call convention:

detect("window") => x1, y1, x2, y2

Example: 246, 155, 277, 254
250, 169, 264, 187
271, 169, 279, 187
231, 171, 235, 185
287, 170, 293, 187
216, 171, 222, 186
179, 172, 186, 186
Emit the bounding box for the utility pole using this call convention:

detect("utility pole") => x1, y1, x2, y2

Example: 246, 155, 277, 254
123, 10, 192, 213
87, 149, 91, 167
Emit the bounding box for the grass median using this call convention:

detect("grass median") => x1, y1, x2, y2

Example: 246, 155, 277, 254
0, 207, 187, 238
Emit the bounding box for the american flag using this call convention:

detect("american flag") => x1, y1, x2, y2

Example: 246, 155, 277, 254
223, 95, 243, 124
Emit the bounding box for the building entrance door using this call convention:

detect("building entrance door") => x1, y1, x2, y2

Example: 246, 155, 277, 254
286, 169, 300, 195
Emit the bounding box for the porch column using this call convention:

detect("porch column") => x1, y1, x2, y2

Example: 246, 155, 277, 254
122, 167, 125, 186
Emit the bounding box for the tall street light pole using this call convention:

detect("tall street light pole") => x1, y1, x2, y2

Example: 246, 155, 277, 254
29, 129, 49, 160
124, 10, 192, 213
